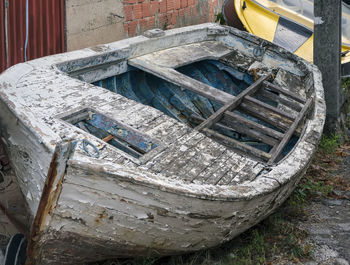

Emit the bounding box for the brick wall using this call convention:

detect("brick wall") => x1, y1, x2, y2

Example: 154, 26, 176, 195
123, 0, 222, 37
65, 0, 223, 51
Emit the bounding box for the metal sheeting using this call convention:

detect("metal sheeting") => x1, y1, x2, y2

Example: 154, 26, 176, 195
0, 0, 65, 73
0, 1, 6, 73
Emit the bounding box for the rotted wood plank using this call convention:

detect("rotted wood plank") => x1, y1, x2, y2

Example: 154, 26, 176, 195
203, 128, 271, 161
268, 97, 313, 164
111, 137, 144, 157
257, 89, 303, 112
239, 102, 301, 134
203, 151, 234, 185
195, 73, 271, 131
218, 160, 255, 185
263, 81, 306, 104
223, 112, 284, 140
192, 114, 278, 146
244, 95, 296, 120
62, 112, 89, 124
231, 162, 264, 184
220, 118, 279, 146
191, 114, 239, 137
184, 140, 227, 183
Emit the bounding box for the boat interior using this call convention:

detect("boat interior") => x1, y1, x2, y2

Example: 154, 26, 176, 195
60, 41, 313, 164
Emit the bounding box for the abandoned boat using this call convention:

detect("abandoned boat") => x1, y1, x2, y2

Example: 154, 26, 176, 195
222, 0, 350, 77
0, 23, 325, 264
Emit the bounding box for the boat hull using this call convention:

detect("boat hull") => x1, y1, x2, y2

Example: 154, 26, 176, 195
33, 156, 309, 264
0, 24, 325, 264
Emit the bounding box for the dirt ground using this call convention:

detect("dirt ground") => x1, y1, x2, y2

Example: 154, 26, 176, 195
293, 154, 350, 265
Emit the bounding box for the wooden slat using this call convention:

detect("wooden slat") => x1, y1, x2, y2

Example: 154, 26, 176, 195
110, 137, 144, 157
223, 112, 284, 140
220, 118, 279, 146
203, 128, 271, 161
192, 114, 278, 146
244, 95, 296, 120
239, 102, 293, 132
195, 73, 271, 131
63, 112, 89, 124
263, 81, 306, 104
191, 114, 240, 137
268, 97, 313, 164
258, 89, 303, 111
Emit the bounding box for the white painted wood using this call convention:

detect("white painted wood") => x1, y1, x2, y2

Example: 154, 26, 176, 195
0, 23, 326, 264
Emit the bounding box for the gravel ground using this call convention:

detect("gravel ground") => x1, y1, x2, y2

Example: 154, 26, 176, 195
275, 153, 350, 265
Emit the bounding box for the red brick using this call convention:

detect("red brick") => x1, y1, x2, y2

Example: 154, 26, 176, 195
192, 5, 197, 16
187, 0, 194, 5
171, 10, 178, 24
167, 0, 174, 11
209, 5, 214, 20
159, 0, 167, 12
180, 0, 187, 8
128, 0, 138, 4
138, 0, 146, 3
139, 18, 148, 30
166, 12, 172, 23
142, 2, 151, 17
174, 0, 181, 9
148, 16, 155, 28
123, 23, 129, 36
150, 1, 159, 15
124, 5, 133, 21
133, 4, 143, 19
128, 20, 138, 36
179, 8, 185, 18
158, 13, 167, 26
185, 6, 191, 17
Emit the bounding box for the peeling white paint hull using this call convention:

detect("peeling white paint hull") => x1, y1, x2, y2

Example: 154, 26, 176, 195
0, 24, 325, 264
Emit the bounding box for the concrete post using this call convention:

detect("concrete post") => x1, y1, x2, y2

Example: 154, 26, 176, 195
314, 0, 342, 134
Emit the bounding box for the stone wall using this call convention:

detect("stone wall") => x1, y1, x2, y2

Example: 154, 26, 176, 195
65, 0, 223, 51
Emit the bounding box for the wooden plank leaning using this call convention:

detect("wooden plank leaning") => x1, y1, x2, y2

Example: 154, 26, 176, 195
268, 96, 313, 164
195, 73, 271, 132
203, 128, 271, 161
263, 81, 307, 104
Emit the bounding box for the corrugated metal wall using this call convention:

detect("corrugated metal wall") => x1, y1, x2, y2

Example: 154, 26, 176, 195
0, 1, 6, 73
0, 0, 65, 73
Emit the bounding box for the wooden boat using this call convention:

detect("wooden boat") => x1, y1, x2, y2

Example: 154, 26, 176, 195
222, 0, 350, 77
0, 23, 325, 264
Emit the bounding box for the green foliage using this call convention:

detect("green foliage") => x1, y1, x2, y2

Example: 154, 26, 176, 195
341, 77, 350, 89
215, 12, 226, 25
319, 134, 341, 154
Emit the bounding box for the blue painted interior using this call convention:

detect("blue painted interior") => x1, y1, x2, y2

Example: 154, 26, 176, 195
73, 112, 158, 158
89, 59, 298, 160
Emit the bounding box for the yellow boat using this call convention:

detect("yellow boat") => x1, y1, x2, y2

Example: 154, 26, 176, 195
223, 0, 350, 76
